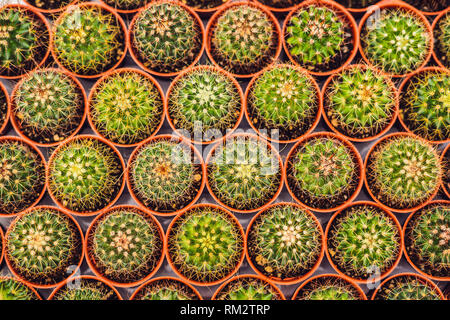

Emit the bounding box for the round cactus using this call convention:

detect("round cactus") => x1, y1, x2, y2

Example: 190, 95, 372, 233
89, 69, 164, 146
6, 207, 83, 287
246, 64, 320, 142
366, 134, 442, 211
132, 278, 201, 300
373, 274, 443, 300
247, 203, 323, 282
214, 276, 283, 300
167, 66, 243, 143
334, 0, 378, 9
101, 0, 150, 12
327, 203, 402, 281
323, 65, 397, 141
12, 69, 85, 145
404, 0, 448, 13
0, 138, 46, 215
167, 204, 244, 284
434, 11, 450, 69
0, 277, 39, 300
294, 275, 365, 300
48, 136, 124, 214
51, 277, 120, 300
128, 136, 204, 215
25, 0, 73, 12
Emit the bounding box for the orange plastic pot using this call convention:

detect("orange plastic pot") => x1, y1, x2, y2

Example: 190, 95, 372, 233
245, 202, 325, 285
432, 8, 450, 70
128, 1, 205, 78
166, 65, 244, 145
23, 0, 78, 14
85, 205, 165, 288
10, 68, 87, 148
0, 81, 10, 135
130, 276, 203, 300
282, 0, 359, 77
0, 276, 42, 300
441, 143, 450, 199
87, 67, 165, 147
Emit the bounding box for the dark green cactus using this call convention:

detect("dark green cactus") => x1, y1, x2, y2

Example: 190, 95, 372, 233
51, 277, 120, 300
294, 275, 365, 300
434, 11, 450, 69
373, 274, 443, 300
0, 277, 39, 300
132, 278, 201, 300
214, 276, 283, 300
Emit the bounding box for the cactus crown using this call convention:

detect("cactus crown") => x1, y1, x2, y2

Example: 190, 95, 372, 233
247, 203, 322, 281
26, 0, 73, 11
327, 203, 401, 280
89, 70, 164, 146
131, 2, 202, 74
247, 64, 320, 141
133, 278, 200, 300
361, 8, 431, 75
102, 0, 150, 11
0, 139, 45, 215
324, 65, 397, 140
434, 12, 450, 69
0, 278, 39, 300
295, 276, 364, 300
182, 0, 227, 10
400, 69, 450, 142
6, 207, 83, 286
168, 67, 242, 143
215, 277, 282, 300
335, 0, 378, 9
167, 205, 244, 284
366, 135, 441, 210
48, 136, 123, 214
13, 69, 85, 145
53, 5, 125, 76
374, 275, 442, 300
52, 278, 119, 300
257, 0, 302, 10
207, 135, 282, 211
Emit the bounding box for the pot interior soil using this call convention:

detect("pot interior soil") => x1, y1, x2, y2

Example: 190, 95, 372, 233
132, 278, 201, 300
185, 0, 226, 11
102, 0, 150, 11
373, 274, 443, 300
214, 276, 283, 300
334, 0, 378, 9
294, 275, 365, 300
51, 277, 120, 300
256, 0, 302, 10
443, 146, 450, 196
404, 0, 448, 13
433, 11, 450, 69
26, 0, 73, 11
0, 87, 7, 131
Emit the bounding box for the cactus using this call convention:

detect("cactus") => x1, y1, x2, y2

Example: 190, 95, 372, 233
6, 207, 83, 286
101, 0, 150, 11
294, 276, 364, 300
286, 134, 361, 211
246, 64, 320, 141
53, 4, 125, 76
207, 135, 282, 212
87, 207, 164, 284
0, 278, 39, 300
12, 69, 85, 145
51, 278, 120, 300
361, 8, 431, 75
128, 136, 203, 214
400, 69, 450, 142
132, 278, 201, 300
0, 6, 49, 77
366, 135, 441, 210
403, 0, 448, 13
434, 11, 450, 69
167, 205, 244, 284
130, 2, 203, 75
0, 138, 46, 215
373, 274, 443, 300
214, 276, 283, 300
167, 67, 242, 143
89, 69, 164, 146
323, 65, 397, 140
327, 203, 401, 280
48, 136, 124, 214
26, 0, 73, 11
210, 3, 279, 75
182, 0, 227, 10
247, 203, 323, 281
405, 202, 450, 278
334, 0, 378, 9
256, 0, 302, 10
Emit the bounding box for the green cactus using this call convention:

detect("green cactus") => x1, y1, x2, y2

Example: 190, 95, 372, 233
403, 0, 448, 13
53, 4, 125, 76
0, 6, 49, 77
0, 278, 39, 300
327, 203, 401, 280
366, 135, 441, 211
167, 66, 242, 143
48, 136, 124, 214
361, 8, 431, 75
0, 138, 46, 215
434, 11, 450, 69
400, 69, 450, 142
256, 0, 302, 10
214, 276, 283, 300
246, 64, 320, 142
88, 207, 164, 284
334, 0, 378, 9
167, 205, 244, 284
207, 135, 282, 212
294, 276, 364, 300
89, 69, 164, 146
26, 0, 73, 11
210, 3, 279, 75
286, 134, 361, 211
12, 69, 85, 145
130, 1, 203, 75
6, 207, 83, 286
247, 203, 323, 281
373, 274, 443, 300
128, 136, 203, 214
0, 86, 7, 132
51, 278, 120, 300
101, 0, 150, 11
132, 278, 201, 300
324, 65, 397, 140
182, 0, 227, 10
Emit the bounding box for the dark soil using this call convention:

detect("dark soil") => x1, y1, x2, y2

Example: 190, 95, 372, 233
26, 0, 72, 11
0, 87, 7, 132
257, 0, 303, 10
184, 0, 224, 10
404, 0, 448, 12
334, 0, 379, 9
444, 147, 450, 196
102, 0, 149, 11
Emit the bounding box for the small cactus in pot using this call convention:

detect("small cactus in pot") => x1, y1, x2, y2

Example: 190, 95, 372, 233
213, 275, 284, 300
0, 277, 40, 300
433, 10, 450, 69
131, 277, 202, 300
293, 275, 366, 300
49, 276, 121, 300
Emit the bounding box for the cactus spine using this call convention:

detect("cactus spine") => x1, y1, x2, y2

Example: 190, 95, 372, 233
0, 278, 39, 300
51, 278, 120, 300
374, 274, 443, 300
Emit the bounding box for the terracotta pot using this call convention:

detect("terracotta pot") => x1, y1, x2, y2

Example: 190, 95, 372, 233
85, 205, 165, 288
50, 2, 128, 79
441, 143, 450, 199
0, 81, 10, 135
47, 275, 123, 300
130, 276, 203, 300
245, 202, 325, 285
321, 64, 399, 142
292, 273, 367, 300
244, 63, 322, 144
205, 132, 284, 213
10, 68, 87, 148
128, 1, 205, 77
166, 65, 244, 145
87, 67, 165, 147
23, 0, 78, 14
165, 203, 245, 286
126, 134, 206, 216
205, 1, 282, 78
432, 8, 450, 70
325, 201, 403, 284
46, 134, 126, 216
282, 0, 359, 77
0, 276, 42, 300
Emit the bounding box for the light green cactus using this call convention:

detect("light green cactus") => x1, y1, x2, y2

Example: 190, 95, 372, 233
26, 0, 73, 11
132, 278, 200, 300
374, 275, 443, 300
434, 11, 450, 69
0, 278, 39, 300
182, 0, 227, 10
214, 277, 282, 300
52, 278, 119, 300
294, 276, 364, 300
101, 0, 150, 11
